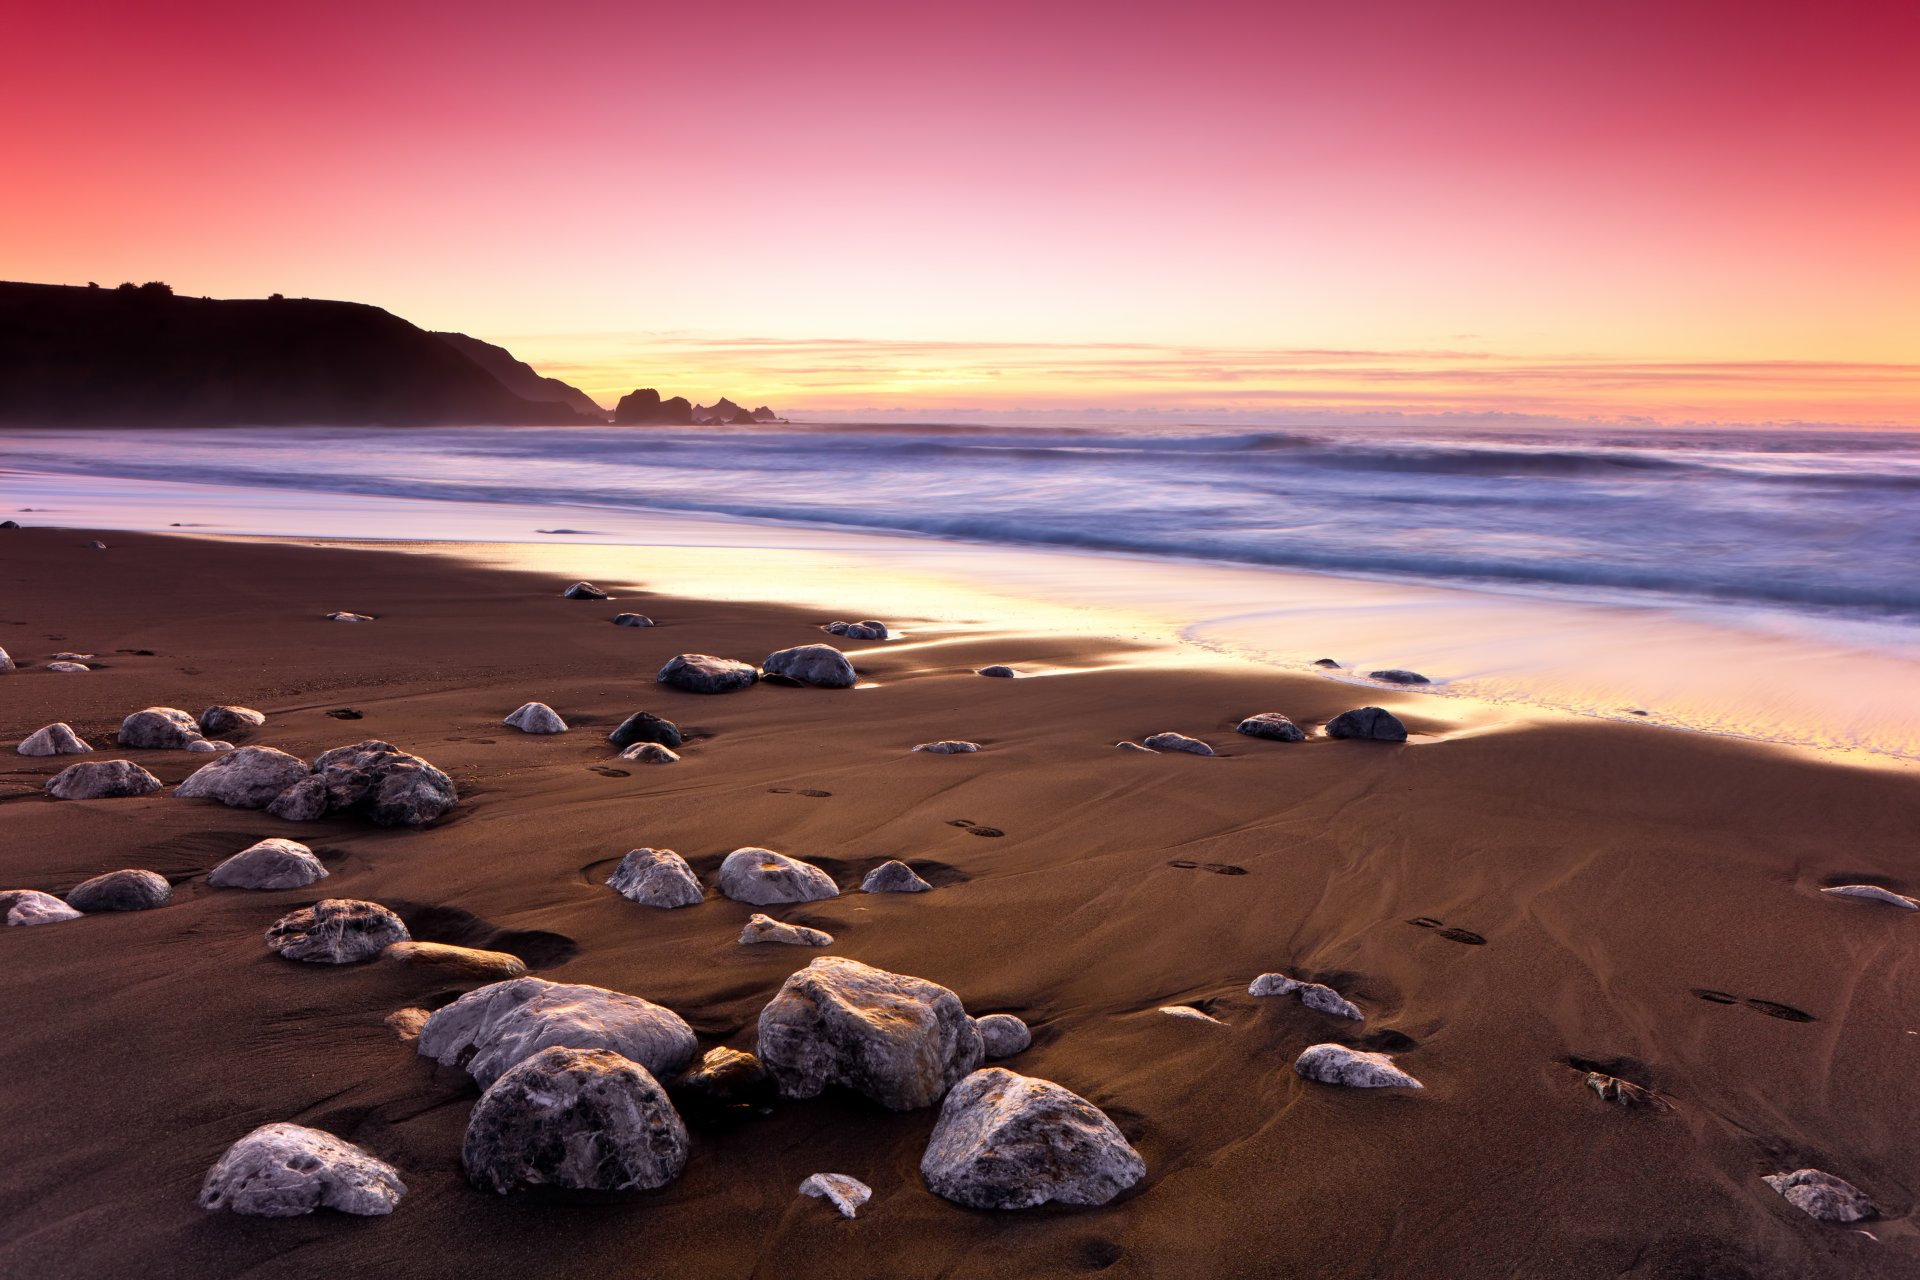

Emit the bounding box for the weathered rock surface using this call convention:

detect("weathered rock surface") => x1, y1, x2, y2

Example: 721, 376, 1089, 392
716, 848, 839, 906
418, 976, 697, 1087
266, 740, 457, 826
387, 1007, 431, 1040
921, 1068, 1145, 1210
198, 705, 266, 737
560, 581, 608, 600
463, 1046, 689, 1194
2, 889, 84, 926
619, 742, 680, 763
208, 838, 328, 890
825, 620, 889, 640
384, 940, 528, 980
325, 611, 375, 622
757, 956, 983, 1110
18, 723, 92, 756
658, 653, 758, 694
1584, 1072, 1670, 1110
1294, 1042, 1421, 1088
861, 860, 932, 893
503, 702, 567, 734
1324, 707, 1408, 742
46, 661, 90, 673
198, 1123, 406, 1218
265, 899, 410, 964
1249, 973, 1363, 1020
975, 1014, 1031, 1059
66, 868, 171, 912
1159, 1005, 1224, 1024
1369, 669, 1431, 685
46, 759, 162, 800
175, 745, 312, 809
762, 644, 857, 688
607, 848, 704, 908
800, 1173, 872, 1218
1237, 712, 1305, 742
611, 612, 655, 627
1143, 731, 1215, 756
1821, 884, 1919, 910
740, 913, 834, 946
186, 739, 232, 753
977, 665, 1017, 678
1762, 1168, 1876, 1222
608, 710, 682, 749
914, 740, 980, 754
669, 1046, 775, 1124
117, 707, 204, 749
0, 646, 12, 671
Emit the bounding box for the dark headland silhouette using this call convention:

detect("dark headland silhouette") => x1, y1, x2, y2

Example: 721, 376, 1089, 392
0, 281, 779, 427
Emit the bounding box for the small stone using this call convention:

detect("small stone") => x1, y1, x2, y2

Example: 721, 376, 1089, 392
198, 705, 266, 737
1313, 658, 1341, 669
975, 1014, 1031, 1059
914, 740, 980, 754
861, 860, 932, 893
51, 652, 95, 662
0, 646, 12, 671
1821, 884, 1919, 910
658, 653, 758, 694
1368, 669, 1431, 685
265, 899, 410, 964
208, 838, 328, 890
921, 1068, 1145, 1210
86, 539, 108, 550
977, 665, 1017, 678
0, 520, 14, 529
46, 662, 89, 673
825, 620, 889, 640
1325, 707, 1408, 742
1115, 741, 1157, 753
66, 869, 172, 912
1248, 973, 1363, 1020
198, 1123, 405, 1218
417, 976, 697, 1087
325, 611, 375, 622
175, 745, 313, 809
17, 723, 93, 756
2, 889, 84, 926
45, 759, 162, 799
608, 710, 682, 749
561, 581, 609, 599
1143, 732, 1214, 756
386, 1008, 431, 1041
619, 742, 680, 763
762, 643, 858, 688
463, 1046, 689, 1194
607, 848, 704, 908
669, 1046, 776, 1124
1158, 1005, 1224, 1024
383, 940, 528, 980
1294, 1042, 1422, 1089
1584, 1072, 1669, 1110
185, 740, 232, 753
117, 707, 204, 749
611, 612, 655, 627
739, 913, 834, 946
716, 848, 839, 906
800, 1173, 872, 1219
1236, 713, 1305, 742
1763, 1168, 1877, 1223
503, 702, 567, 734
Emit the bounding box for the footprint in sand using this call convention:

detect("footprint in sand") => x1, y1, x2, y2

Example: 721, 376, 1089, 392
1167, 859, 1248, 875
589, 766, 631, 778
1689, 988, 1815, 1022
1407, 917, 1487, 945
948, 820, 1006, 838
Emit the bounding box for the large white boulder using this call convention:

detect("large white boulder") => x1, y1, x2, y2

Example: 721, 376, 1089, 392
921, 1068, 1145, 1209
417, 976, 697, 1088
715, 848, 839, 906
198, 1123, 405, 1217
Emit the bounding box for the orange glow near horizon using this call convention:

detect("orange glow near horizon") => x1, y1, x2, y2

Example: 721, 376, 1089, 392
6, 0, 1918, 425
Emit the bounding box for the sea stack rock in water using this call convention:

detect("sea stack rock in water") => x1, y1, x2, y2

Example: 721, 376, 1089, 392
608, 710, 682, 749
18, 723, 92, 756
117, 707, 204, 749
761, 644, 858, 688
198, 705, 266, 737
198, 1123, 406, 1218
658, 653, 758, 694
2, 889, 84, 926
416, 976, 697, 1087
606, 848, 704, 908
208, 838, 328, 890
921, 1068, 1145, 1210
66, 869, 171, 912
861, 860, 932, 893
1762, 1168, 1877, 1223
1294, 1043, 1421, 1088
175, 745, 312, 809
463, 1046, 689, 1194
503, 702, 567, 734
1324, 707, 1408, 742
716, 848, 839, 906
756, 956, 984, 1110
1236, 713, 1305, 742
561, 581, 609, 600
266, 740, 457, 826
45, 759, 162, 800
265, 899, 409, 964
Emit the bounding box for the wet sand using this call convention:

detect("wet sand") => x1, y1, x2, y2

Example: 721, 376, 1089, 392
2, 526, 1917, 1279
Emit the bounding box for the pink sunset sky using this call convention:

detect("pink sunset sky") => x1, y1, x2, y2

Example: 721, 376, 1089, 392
8, 0, 1918, 423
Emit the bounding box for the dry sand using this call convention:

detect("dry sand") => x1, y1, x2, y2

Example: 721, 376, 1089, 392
1, 527, 1917, 1279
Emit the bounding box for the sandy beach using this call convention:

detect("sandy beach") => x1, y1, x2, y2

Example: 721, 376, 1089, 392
2, 524, 1917, 1278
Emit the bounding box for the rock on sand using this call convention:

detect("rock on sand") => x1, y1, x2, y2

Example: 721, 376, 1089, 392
611, 612, 655, 627
608, 711, 682, 749
861, 860, 932, 893
799, 1173, 872, 1218
619, 742, 680, 763
921, 1067, 1145, 1210
18, 723, 92, 756
198, 1123, 405, 1218
1325, 707, 1408, 742
975, 1014, 1032, 1059
761, 643, 858, 688
716, 848, 839, 906
914, 740, 980, 754
1821, 884, 1919, 910
66, 869, 171, 912
265, 740, 457, 826
1236, 713, 1305, 742
503, 702, 567, 734
1249, 973, 1363, 1020
208, 838, 328, 890
2, 889, 84, 927
1762, 1168, 1877, 1222
1142, 732, 1214, 755
463, 1046, 688, 1194
175, 745, 312, 809
117, 707, 204, 749
560, 581, 608, 599
739, 913, 835, 946
657, 653, 758, 694
198, 705, 266, 737
417, 975, 697, 1087
1294, 1042, 1421, 1088
265, 899, 410, 964
607, 848, 704, 908
46, 759, 162, 800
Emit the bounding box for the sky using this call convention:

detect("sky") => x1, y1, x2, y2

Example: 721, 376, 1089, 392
6, 0, 1918, 423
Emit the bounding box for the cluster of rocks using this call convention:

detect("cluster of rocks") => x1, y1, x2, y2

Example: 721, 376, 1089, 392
823, 620, 889, 640
174, 740, 458, 826
2, 867, 174, 927
654, 643, 869, 694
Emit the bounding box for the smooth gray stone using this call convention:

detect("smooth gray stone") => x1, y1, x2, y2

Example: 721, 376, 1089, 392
977, 665, 1017, 678
46, 662, 90, 673
198, 1123, 405, 1217
503, 702, 567, 733
975, 1014, 1031, 1059
657, 653, 758, 694
921, 1068, 1145, 1210
1143, 731, 1214, 755
265, 740, 457, 826
607, 711, 682, 749
265, 899, 409, 964
198, 705, 266, 737
824, 620, 889, 640
1368, 669, 1431, 685
560, 581, 608, 599
45, 759, 161, 799
1236, 712, 1306, 742
325, 611, 375, 622
740, 913, 834, 946
757, 956, 983, 1110
208, 838, 328, 890
1763, 1168, 1877, 1222
861, 860, 932, 893
611, 612, 655, 627
1324, 707, 1408, 742
186, 740, 231, 753
913, 740, 980, 754
669, 1046, 776, 1124
66, 869, 171, 912
1294, 1042, 1421, 1088
607, 848, 703, 908
175, 745, 312, 809
18, 723, 92, 756
618, 742, 679, 763
2, 889, 84, 926
716, 848, 839, 906
463, 1046, 689, 1194
1248, 973, 1363, 1020
761, 643, 857, 688
1821, 884, 1919, 910
418, 976, 697, 1088
799, 1173, 872, 1218
117, 707, 204, 749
